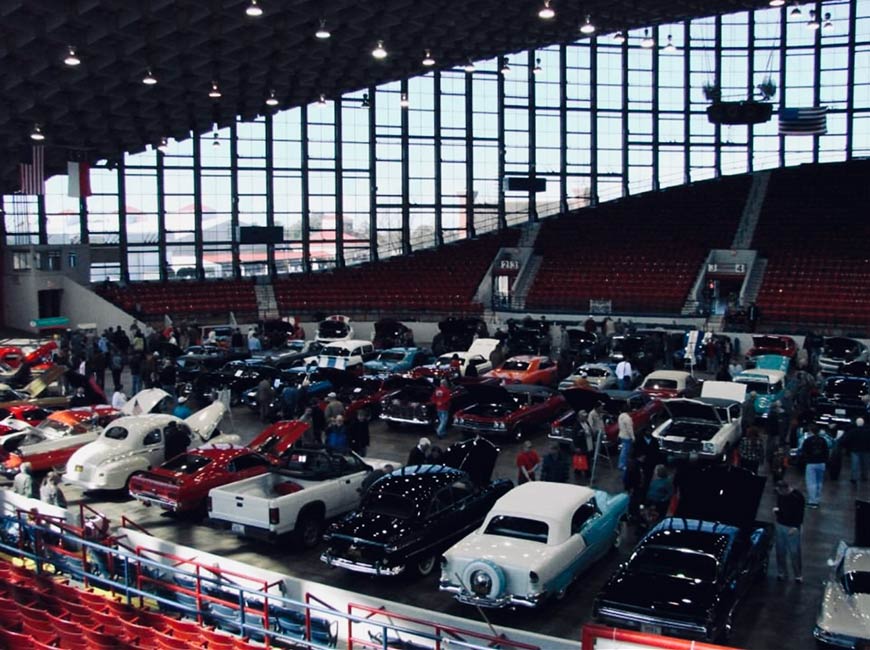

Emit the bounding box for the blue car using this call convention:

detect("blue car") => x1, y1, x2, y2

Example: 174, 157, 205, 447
363, 347, 434, 375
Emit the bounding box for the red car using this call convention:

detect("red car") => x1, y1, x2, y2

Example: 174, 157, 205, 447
379, 376, 499, 429
747, 335, 797, 364
0, 347, 25, 369
128, 420, 306, 513
452, 383, 570, 441
0, 404, 53, 431
485, 355, 559, 386
550, 388, 663, 444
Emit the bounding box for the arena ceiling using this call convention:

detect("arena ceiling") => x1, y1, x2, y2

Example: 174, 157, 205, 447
0, 0, 783, 195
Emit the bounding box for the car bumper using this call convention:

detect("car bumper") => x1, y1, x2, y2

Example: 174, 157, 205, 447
209, 519, 278, 542
814, 625, 862, 649
595, 607, 711, 640
382, 415, 432, 426
320, 552, 404, 576
132, 493, 183, 512
63, 475, 118, 491
454, 423, 510, 436
439, 582, 543, 608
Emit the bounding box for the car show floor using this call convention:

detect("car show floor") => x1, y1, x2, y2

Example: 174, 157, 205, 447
39, 403, 869, 650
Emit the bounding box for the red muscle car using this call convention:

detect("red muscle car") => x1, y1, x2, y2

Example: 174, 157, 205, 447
128, 420, 306, 513
550, 388, 663, 445
747, 335, 797, 364
452, 383, 570, 441
484, 355, 559, 387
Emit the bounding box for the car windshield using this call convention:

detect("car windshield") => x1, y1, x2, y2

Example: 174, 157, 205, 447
734, 377, 771, 394
103, 426, 129, 440
581, 367, 608, 378
754, 337, 787, 350
322, 346, 351, 357
484, 515, 549, 544
843, 570, 870, 595
163, 454, 211, 474
377, 351, 406, 362
825, 339, 860, 357
365, 493, 416, 519
632, 546, 718, 581
501, 360, 530, 372
319, 322, 349, 338
644, 378, 678, 390
37, 419, 74, 438
824, 378, 869, 399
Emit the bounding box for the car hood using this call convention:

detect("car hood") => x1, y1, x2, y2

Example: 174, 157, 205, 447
754, 354, 791, 372
817, 581, 870, 640
663, 399, 721, 424
329, 512, 415, 547
467, 338, 500, 358
363, 359, 401, 372
184, 401, 227, 441
561, 388, 610, 412
441, 436, 499, 485
600, 571, 720, 620
675, 465, 765, 529
461, 383, 513, 405
121, 388, 172, 416
248, 421, 307, 456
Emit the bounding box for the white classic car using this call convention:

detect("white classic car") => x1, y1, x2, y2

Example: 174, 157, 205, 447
439, 481, 629, 608
814, 541, 870, 649
434, 338, 500, 377
558, 363, 618, 391
314, 339, 375, 373
64, 401, 237, 491
652, 381, 746, 463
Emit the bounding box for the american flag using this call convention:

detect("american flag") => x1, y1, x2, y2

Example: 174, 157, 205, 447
778, 107, 827, 136
19, 145, 45, 195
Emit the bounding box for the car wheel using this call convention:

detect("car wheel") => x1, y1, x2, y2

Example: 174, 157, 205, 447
295, 512, 323, 549
415, 555, 437, 577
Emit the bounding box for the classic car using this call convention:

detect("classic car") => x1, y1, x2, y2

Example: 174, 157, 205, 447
814, 541, 870, 649
239, 367, 334, 417
314, 340, 376, 374
420, 338, 501, 378
746, 335, 797, 365
0, 370, 71, 411
504, 319, 550, 357
485, 355, 559, 387
128, 420, 306, 513
814, 375, 870, 433
439, 481, 629, 608
379, 376, 495, 430
321, 437, 512, 576
371, 318, 414, 350
559, 363, 618, 391
593, 465, 772, 643
550, 388, 664, 445
652, 381, 746, 463
315, 315, 354, 344
64, 401, 238, 492
363, 347, 435, 375
189, 360, 285, 405
261, 340, 323, 370
452, 383, 569, 441
732, 367, 786, 419
431, 317, 488, 356
564, 329, 606, 365
820, 337, 870, 376
315, 373, 411, 420
175, 345, 251, 381
0, 404, 52, 429
0, 347, 25, 369
609, 335, 647, 365
838, 361, 870, 378
640, 370, 699, 399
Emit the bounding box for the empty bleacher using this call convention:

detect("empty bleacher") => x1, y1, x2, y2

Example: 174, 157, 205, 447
97, 279, 258, 322
525, 175, 750, 314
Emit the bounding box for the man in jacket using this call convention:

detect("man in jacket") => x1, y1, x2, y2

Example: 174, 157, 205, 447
799, 424, 829, 507
433, 379, 452, 439
773, 480, 805, 582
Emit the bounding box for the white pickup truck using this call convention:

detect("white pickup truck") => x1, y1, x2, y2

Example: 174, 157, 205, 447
207, 447, 391, 547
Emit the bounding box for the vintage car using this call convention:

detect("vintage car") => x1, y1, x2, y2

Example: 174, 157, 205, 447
594, 465, 771, 643
814, 541, 870, 649
0, 370, 70, 411
363, 347, 435, 375
652, 381, 746, 463
550, 388, 664, 445
128, 420, 306, 513
0, 347, 25, 368
421, 338, 501, 379
379, 377, 495, 430
746, 335, 797, 365
0, 404, 52, 430
814, 375, 870, 434
239, 367, 334, 417
317, 373, 412, 420
485, 355, 559, 387
838, 360, 870, 378
371, 318, 414, 350
439, 481, 629, 608
820, 337, 870, 376
732, 367, 786, 419
321, 437, 512, 576
431, 317, 488, 356
452, 384, 569, 441
175, 345, 251, 381
564, 329, 606, 365
315, 315, 354, 344
314, 340, 376, 374
640, 370, 699, 399
64, 401, 237, 492
504, 319, 550, 357
559, 363, 618, 391
190, 360, 285, 405
262, 340, 324, 370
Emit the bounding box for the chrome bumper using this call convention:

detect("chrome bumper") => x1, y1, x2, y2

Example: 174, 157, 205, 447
320, 552, 404, 576
439, 582, 543, 608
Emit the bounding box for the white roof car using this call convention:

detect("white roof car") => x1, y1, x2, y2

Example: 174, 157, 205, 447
435, 338, 500, 377
64, 401, 238, 491
559, 363, 617, 391
440, 482, 629, 608
315, 315, 354, 344
815, 542, 870, 648
315, 339, 374, 372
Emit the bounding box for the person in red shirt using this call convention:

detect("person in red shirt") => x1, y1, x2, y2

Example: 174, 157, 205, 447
433, 379, 452, 439
516, 440, 541, 484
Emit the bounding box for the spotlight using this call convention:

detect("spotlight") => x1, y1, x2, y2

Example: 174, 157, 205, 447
807, 9, 820, 29
64, 46, 81, 67
315, 19, 331, 39
664, 34, 676, 52
464, 60, 476, 73
422, 49, 435, 67
769, 0, 785, 6
212, 132, 220, 147
500, 58, 511, 75
641, 29, 655, 48
790, 2, 802, 17
372, 40, 387, 59
613, 31, 626, 44
580, 15, 596, 35
823, 12, 833, 30
265, 89, 279, 107
538, 0, 555, 20
142, 69, 158, 85
400, 93, 409, 108
245, 0, 263, 17
533, 58, 543, 75
208, 82, 222, 99
157, 137, 169, 152
317, 94, 327, 106
30, 124, 45, 142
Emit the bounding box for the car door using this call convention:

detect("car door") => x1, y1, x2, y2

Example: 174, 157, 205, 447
329, 451, 369, 515
143, 427, 165, 468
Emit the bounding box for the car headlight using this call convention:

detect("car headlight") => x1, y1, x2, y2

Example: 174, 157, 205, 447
455, 417, 464, 425
470, 570, 492, 597
757, 397, 770, 408
495, 421, 506, 429
702, 441, 716, 454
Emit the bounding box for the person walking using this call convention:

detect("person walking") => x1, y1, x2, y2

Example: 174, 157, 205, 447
738, 426, 765, 474
839, 417, 870, 484
256, 378, 275, 422
347, 410, 371, 457
541, 442, 570, 483
516, 440, 541, 484
433, 379, 452, 440
800, 423, 829, 507
109, 345, 125, 391
617, 406, 635, 475
615, 358, 633, 390
12, 462, 35, 498
773, 480, 805, 582
325, 414, 348, 451
129, 352, 143, 396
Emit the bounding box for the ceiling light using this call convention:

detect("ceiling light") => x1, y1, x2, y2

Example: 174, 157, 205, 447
315, 19, 331, 40
157, 137, 169, 152
422, 49, 435, 66
464, 60, 476, 73
142, 69, 158, 85
641, 29, 655, 48
245, 0, 263, 17
265, 89, 279, 107
533, 58, 543, 75
807, 9, 820, 29
400, 93, 409, 108
823, 12, 833, 30
500, 58, 511, 75
664, 34, 676, 52
212, 132, 220, 148
372, 40, 387, 60
208, 81, 221, 99
30, 124, 45, 142
769, 0, 785, 6
63, 46, 81, 67
613, 31, 626, 44
538, 0, 555, 20
317, 94, 327, 106
580, 15, 596, 35
790, 2, 802, 17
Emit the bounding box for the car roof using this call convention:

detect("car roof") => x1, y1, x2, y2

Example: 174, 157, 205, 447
491, 482, 595, 522
642, 518, 738, 561
644, 370, 690, 380
322, 339, 370, 349
374, 465, 466, 502
736, 368, 786, 381
503, 355, 543, 362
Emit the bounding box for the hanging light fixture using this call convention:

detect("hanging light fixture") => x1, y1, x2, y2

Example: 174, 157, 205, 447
30, 124, 45, 142
641, 29, 655, 48
500, 58, 511, 75
63, 46, 81, 67
372, 40, 388, 59
208, 81, 222, 99
245, 0, 263, 17
769, 0, 785, 6
157, 137, 169, 152
464, 60, 476, 73
142, 69, 158, 85
400, 93, 409, 108
613, 31, 626, 44
823, 12, 833, 30
664, 34, 676, 52
580, 15, 596, 35
538, 0, 555, 20
533, 58, 543, 75
422, 49, 436, 67
807, 9, 820, 29
315, 19, 331, 39
317, 93, 327, 106
265, 89, 279, 107
790, 2, 802, 17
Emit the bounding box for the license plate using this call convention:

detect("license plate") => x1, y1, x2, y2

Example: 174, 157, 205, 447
835, 409, 846, 415
74, 465, 83, 473
231, 523, 245, 535
641, 624, 661, 635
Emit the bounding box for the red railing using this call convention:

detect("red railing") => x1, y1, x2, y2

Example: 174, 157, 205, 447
581, 624, 740, 650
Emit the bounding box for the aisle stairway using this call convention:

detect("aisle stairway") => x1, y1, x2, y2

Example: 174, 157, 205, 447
254, 281, 279, 319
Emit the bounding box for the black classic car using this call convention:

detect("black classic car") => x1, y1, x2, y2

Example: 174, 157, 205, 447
593, 465, 772, 643
452, 383, 569, 441
431, 317, 488, 356
819, 337, 870, 375
320, 437, 512, 576
175, 345, 251, 382
372, 319, 414, 350
379, 376, 496, 430
814, 375, 870, 433
838, 360, 870, 378
565, 328, 606, 365
188, 360, 285, 405
504, 318, 550, 357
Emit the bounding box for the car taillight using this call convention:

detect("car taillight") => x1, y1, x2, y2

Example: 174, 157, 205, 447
269, 507, 279, 525
5, 454, 21, 469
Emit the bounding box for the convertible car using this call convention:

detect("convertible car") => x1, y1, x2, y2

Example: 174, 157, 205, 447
321, 437, 511, 577
453, 383, 569, 441
814, 541, 870, 649
594, 465, 772, 643
439, 481, 628, 608
550, 388, 663, 445
485, 355, 559, 387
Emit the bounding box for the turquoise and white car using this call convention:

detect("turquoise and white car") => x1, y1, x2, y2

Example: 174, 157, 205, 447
439, 482, 628, 608
733, 365, 787, 419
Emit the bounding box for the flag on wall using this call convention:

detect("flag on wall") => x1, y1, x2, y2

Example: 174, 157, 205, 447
778, 106, 827, 136
67, 152, 91, 198
19, 145, 45, 195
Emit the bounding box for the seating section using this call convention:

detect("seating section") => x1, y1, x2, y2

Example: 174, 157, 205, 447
273, 230, 520, 315
97, 279, 258, 321
526, 176, 750, 314
752, 160, 870, 330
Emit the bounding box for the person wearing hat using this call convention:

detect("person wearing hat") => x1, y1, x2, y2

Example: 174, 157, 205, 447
516, 440, 541, 484
173, 395, 193, 419
773, 480, 805, 582
323, 392, 345, 424
408, 437, 431, 466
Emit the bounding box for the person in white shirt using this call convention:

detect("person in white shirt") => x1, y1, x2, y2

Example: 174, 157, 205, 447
111, 385, 128, 409
615, 359, 633, 390
617, 406, 635, 473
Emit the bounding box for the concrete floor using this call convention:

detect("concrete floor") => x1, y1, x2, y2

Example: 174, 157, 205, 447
49, 400, 870, 650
